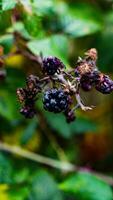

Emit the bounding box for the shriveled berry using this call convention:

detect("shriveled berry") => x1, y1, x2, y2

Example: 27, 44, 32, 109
42, 56, 65, 75
95, 74, 113, 94
26, 75, 40, 91
17, 88, 26, 103
43, 88, 69, 113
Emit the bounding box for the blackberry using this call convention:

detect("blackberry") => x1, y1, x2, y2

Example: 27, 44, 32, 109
43, 88, 69, 113
95, 74, 113, 94
80, 71, 99, 91
42, 56, 65, 76
64, 109, 76, 123
20, 105, 36, 118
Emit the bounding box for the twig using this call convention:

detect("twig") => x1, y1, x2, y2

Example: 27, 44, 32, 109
0, 142, 113, 186
75, 93, 92, 111
0, 142, 75, 171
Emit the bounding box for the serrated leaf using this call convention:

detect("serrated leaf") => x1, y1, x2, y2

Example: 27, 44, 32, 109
27, 35, 69, 66
59, 171, 113, 200
2, 0, 16, 11
29, 170, 63, 200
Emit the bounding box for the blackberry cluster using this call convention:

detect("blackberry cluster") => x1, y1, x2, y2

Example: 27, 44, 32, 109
74, 49, 113, 94
79, 70, 113, 94
17, 48, 113, 123
42, 56, 65, 76
43, 89, 69, 113
17, 75, 40, 118
95, 74, 113, 94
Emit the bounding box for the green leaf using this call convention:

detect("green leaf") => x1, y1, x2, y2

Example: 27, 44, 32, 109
97, 11, 113, 73
56, 2, 103, 37
2, 0, 16, 11
0, 69, 25, 121
22, 13, 44, 38
0, 34, 13, 53
32, 0, 56, 16
0, 11, 11, 34
20, 119, 38, 145
59, 171, 113, 200
44, 112, 97, 139
0, 153, 12, 183
29, 170, 63, 200
27, 35, 69, 66
44, 112, 72, 138
8, 22, 31, 40
12, 167, 30, 184
19, 0, 31, 7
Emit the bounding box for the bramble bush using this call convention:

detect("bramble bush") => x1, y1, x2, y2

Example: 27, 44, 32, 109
0, 0, 113, 200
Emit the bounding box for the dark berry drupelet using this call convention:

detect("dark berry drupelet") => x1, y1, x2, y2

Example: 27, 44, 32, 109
43, 88, 69, 113
64, 109, 76, 123
95, 74, 113, 94
42, 56, 65, 76
20, 105, 36, 118
80, 71, 99, 91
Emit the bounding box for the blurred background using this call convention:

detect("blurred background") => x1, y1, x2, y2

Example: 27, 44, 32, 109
0, 0, 113, 199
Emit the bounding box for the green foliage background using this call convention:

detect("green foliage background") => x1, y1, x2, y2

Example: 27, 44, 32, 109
0, 0, 113, 199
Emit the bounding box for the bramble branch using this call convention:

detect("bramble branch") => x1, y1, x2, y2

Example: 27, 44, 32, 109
0, 142, 113, 186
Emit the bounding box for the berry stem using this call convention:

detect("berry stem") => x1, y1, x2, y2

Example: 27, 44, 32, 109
55, 74, 68, 85
75, 93, 92, 111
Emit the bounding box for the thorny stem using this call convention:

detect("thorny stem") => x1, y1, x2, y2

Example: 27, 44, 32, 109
0, 142, 113, 186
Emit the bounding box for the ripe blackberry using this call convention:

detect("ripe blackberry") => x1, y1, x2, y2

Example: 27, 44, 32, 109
43, 88, 69, 113
80, 71, 99, 91
95, 74, 113, 94
42, 56, 65, 76
20, 105, 36, 118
